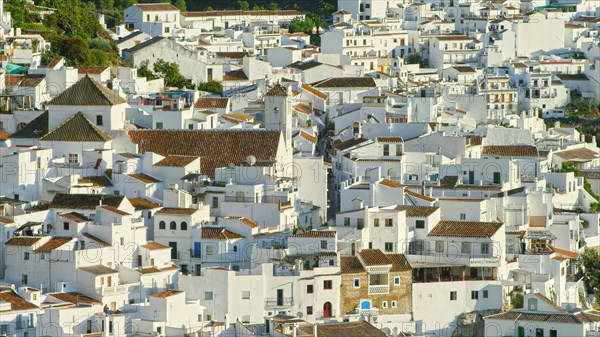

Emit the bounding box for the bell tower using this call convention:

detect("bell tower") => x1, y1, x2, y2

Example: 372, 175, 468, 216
264, 83, 293, 154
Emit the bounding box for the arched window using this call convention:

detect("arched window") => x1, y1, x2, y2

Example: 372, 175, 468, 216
360, 300, 371, 310
159, 221, 166, 230
170, 221, 176, 230
181, 222, 187, 230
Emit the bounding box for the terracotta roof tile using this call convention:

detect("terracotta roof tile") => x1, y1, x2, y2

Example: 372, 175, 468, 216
393, 205, 439, 217
50, 193, 124, 210
5, 74, 45, 87
0, 129, 10, 141
554, 147, 599, 162
5, 237, 41, 246
128, 173, 161, 184
202, 227, 244, 240
9, 111, 49, 140
149, 290, 183, 298
380, 179, 405, 188
77, 175, 113, 187
358, 249, 392, 266
313, 77, 376, 88
215, 52, 248, 59
141, 241, 171, 250
0, 290, 38, 312
82, 233, 111, 247
194, 97, 229, 109
482, 145, 538, 157
223, 69, 248, 81
0, 216, 14, 224
59, 212, 90, 222
48, 76, 126, 106
155, 207, 197, 215
340, 256, 365, 273
76, 66, 109, 75
154, 156, 198, 167
306, 321, 387, 337
406, 189, 436, 202
428, 220, 503, 238
387, 253, 412, 271
35, 237, 73, 253
264, 83, 288, 97
180, 9, 301, 17
128, 198, 162, 210
291, 230, 336, 238
223, 216, 259, 228
299, 130, 317, 144
128, 129, 281, 178
79, 265, 118, 275
134, 3, 180, 11
40, 112, 113, 142
49, 292, 101, 305
99, 205, 130, 216
301, 83, 328, 99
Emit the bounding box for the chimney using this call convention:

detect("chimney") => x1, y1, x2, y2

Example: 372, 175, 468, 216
593, 136, 597, 145
420, 181, 426, 195
313, 324, 318, 337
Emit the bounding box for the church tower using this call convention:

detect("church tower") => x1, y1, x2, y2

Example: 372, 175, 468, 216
264, 83, 293, 154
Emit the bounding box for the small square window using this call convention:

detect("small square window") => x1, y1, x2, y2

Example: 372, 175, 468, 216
384, 242, 393, 252
323, 280, 332, 290
450, 291, 457, 300
204, 291, 214, 300
394, 276, 400, 285
242, 291, 250, 299
354, 278, 360, 288
391, 301, 397, 308
483, 290, 489, 298
307, 285, 314, 294
471, 290, 479, 300
321, 240, 328, 250
374, 218, 379, 227
307, 306, 313, 315
24, 252, 30, 261
382, 301, 388, 309
460, 213, 466, 220
63, 222, 70, 230
385, 219, 393, 227
416, 220, 425, 229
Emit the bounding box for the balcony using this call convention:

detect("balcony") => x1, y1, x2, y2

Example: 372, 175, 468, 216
96, 284, 130, 296
265, 297, 294, 308
368, 284, 389, 295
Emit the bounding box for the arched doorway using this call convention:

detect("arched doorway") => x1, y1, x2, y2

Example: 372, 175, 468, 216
323, 302, 332, 318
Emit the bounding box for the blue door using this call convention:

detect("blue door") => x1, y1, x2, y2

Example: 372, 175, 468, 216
194, 242, 201, 258
360, 300, 371, 310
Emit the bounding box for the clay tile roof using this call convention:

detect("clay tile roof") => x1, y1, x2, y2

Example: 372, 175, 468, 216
313, 77, 376, 88
8, 111, 49, 140
50, 193, 124, 210
482, 145, 538, 157
35, 237, 73, 253
0, 290, 38, 312
76, 66, 109, 75
291, 230, 336, 238
406, 189, 436, 202
149, 290, 184, 298
332, 137, 369, 151
264, 83, 288, 97
301, 83, 328, 99
82, 233, 111, 247
340, 256, 366, 273
386, 253, 412, 271
393, 205, 439, 217
0, 129, 10, 141
377, 137, 404, 143
40, 112, 113, 142
380, 179, 406, 188
223, 69, 248, 81
428, 220, 503, 238
202, 227, 244, 240
59, 212, 90, 222
194, 97, 229, 109
127, 129, 281, 178
134, 3, 180, 11
154, 156, 197, 167
358, 249, 392, 266
434, 35, 473, 40
554, 147, 599, 162
141, 241, 171, 250
78, 175, 113, 187
128, 173, 161, 184
0, 216, 15, 224
215, 51, 248, 59
308, 321, 387, 337
294, 103, 312, 115
5, 74, 45, 87
299, 130, 317, 144
79, 265, 119, 275
100, 205, 130, 216
553, 247, 579, 259
128, 198, 162, 210
5, 237, 41, 246
48, 76, 126, 106
49, 292, 101, 305
47, 56, 63, 69
155, 207, 197, 215
223, 216, 259, 228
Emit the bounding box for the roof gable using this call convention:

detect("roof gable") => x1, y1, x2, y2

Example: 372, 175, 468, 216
9, 111, 49, 140
48, 76, 127, 106
40, 112, 112, 142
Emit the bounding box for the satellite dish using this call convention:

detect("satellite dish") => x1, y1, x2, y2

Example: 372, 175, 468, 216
296, 312, 303, 318
246, 155, 256, 166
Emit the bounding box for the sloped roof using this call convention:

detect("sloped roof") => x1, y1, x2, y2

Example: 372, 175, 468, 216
154, 156, 197, 167
554, 147, 599, 162
124, 35, 165, 53
82, 233, 111, 247
387, 253, 412, 271
48, 75, 126, 106
135, 3, 180, 11
9, 111, 49, 139
35, 237, 73, 253
5, 237, 41, 246
50, 193, 124, 209
428, 220, 503, 238
313, 77, 376, 88
291, 230, 336, 238
40, 112, 112, 142
78, 175, 113, 187
149, 289, 183, 298
202, 227, 244, 240
194, 97, 229, 109
264, 83, 288, 97
0, 129, 11, 141
79, 265, 119, 275
49, 292, 101, 305
0, 290, 38, 312
128, 198, 162, 210
482, 145, 538, 157
141, 241, 171, 250
393, 205, 439, 217
59, 212, 90, 222
301, 321, 387, 337
5, 74, 45, 87
155, 207, 197, 215
358, 249, 392, 266
340, 256, 365, 273
128, 130, 281, 178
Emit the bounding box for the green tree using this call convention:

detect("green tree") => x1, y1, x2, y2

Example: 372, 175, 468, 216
172, 0, 186, 11
252, 3, 264, 10
205, 6, 214, 11
581, 248, 600, 303
316, 0, 335, 16
288, 16, 315, 34
267, 2, 279, 10
137, 60, 156, 80
153, 59, 189, 88
237, 0, 249, 10
197, 80, 223, 95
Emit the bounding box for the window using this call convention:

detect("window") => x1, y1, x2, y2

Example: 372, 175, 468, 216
204, 291, 214, 300
344, 217, 350, 226
383, 144, 389, 156
374, 218, 380, 227
321, 240, 328, 250
450, 291, 457, 300
416, 220, 425, 229
68, 154, 78, 164
461, 242, 471, 254
198, 314, 203, 322
394, 276, 400, 285
391, 300, 397, 308
156, 122, 163, 129
96, 115, 103, 126
170, 221, 176, 230
384, 242, 393, 252
24, 252, 30, 261
64, 222, 70, 230
307, 285, 314, 294
550, 330, 557, 337
435, 241, 444, 253
460, 213, 466, 220
385, 219, 393, 227
354, 278, 360, 288
242, 291, 250, 299
357, 218, 364, 228
212, 197, 219, 208
181, 222, 188, 230
307, 306, 313, 315
382, 301, 388, 309
241, 315, 250, 324
481, 242, 490, 255
22, 274, 28, 285
159, 221, 166, 229
206, 246, 215, 255
483, 290, 489, 298
471, 291, 479, 300
323, 280, 332, 290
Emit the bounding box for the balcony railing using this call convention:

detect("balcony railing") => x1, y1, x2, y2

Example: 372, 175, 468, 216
265, 297, 294, 308
368, 284, 389, 295
96, 284, 129, 296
